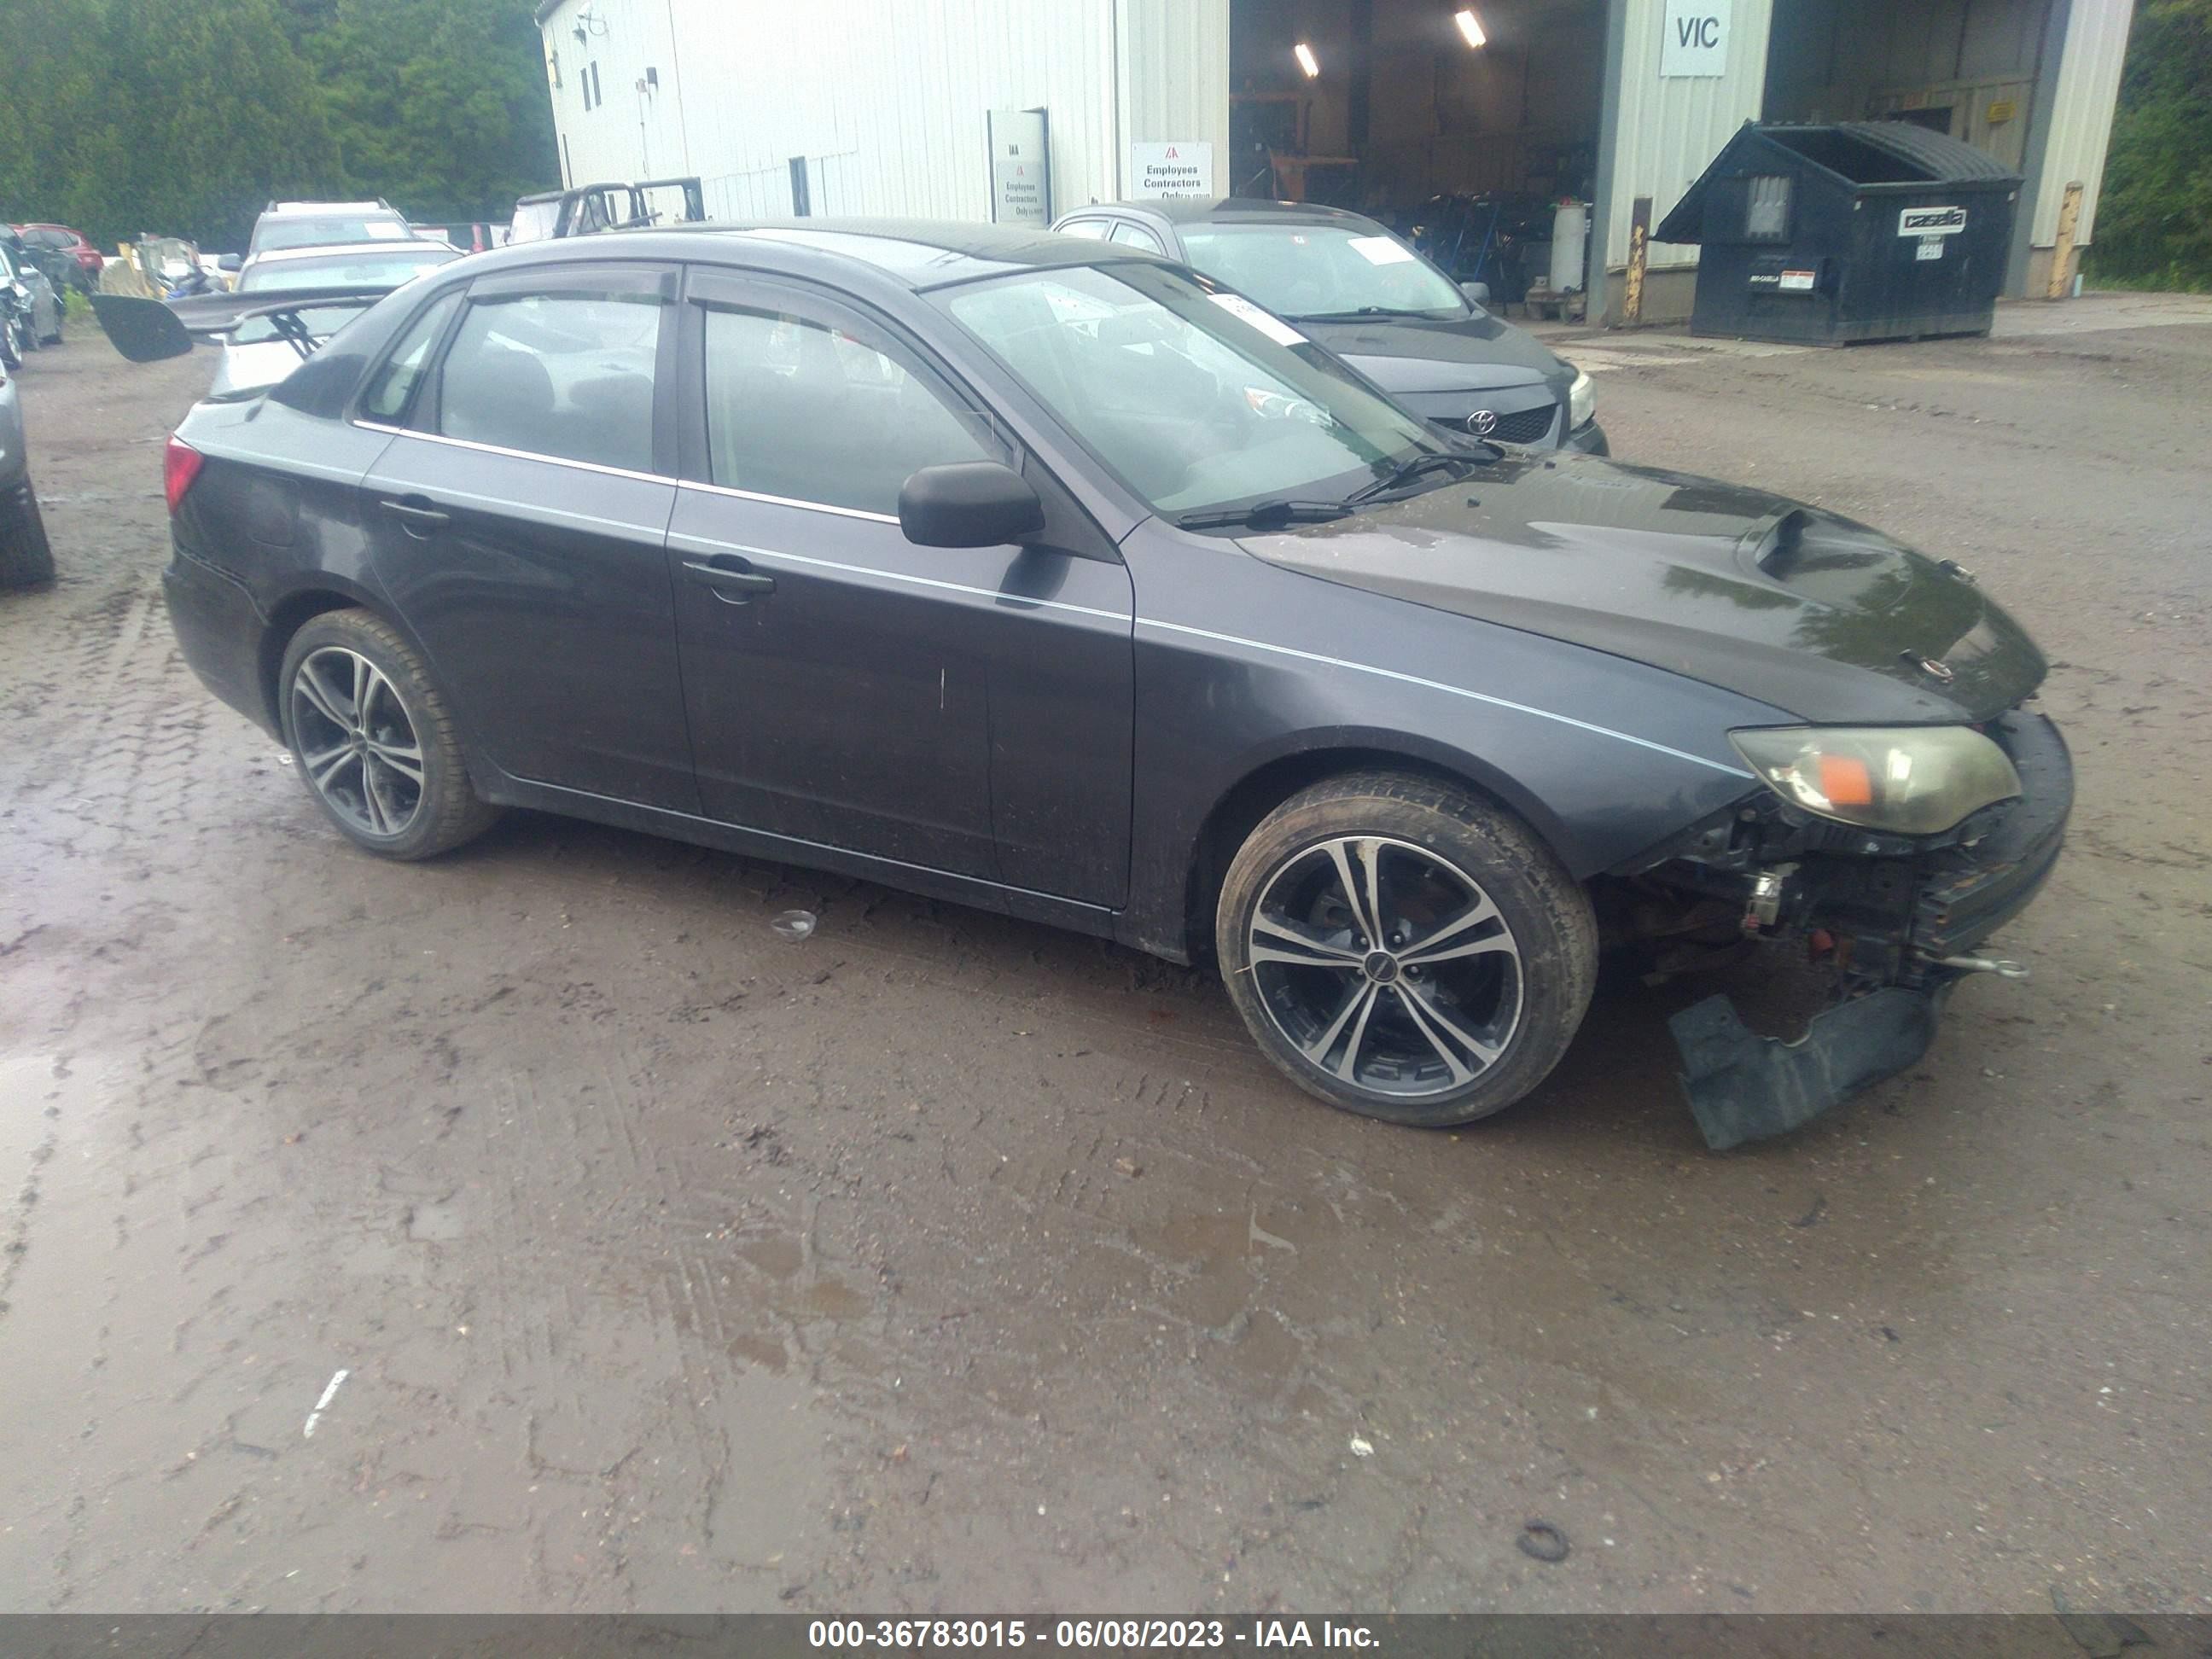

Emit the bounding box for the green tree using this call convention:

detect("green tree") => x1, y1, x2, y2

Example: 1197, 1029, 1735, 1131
2091, 0, 2212, 290
0, 0, 135, 243
104, 0, 343, 248
297, 0, 559, 227
0, 0, 556, 252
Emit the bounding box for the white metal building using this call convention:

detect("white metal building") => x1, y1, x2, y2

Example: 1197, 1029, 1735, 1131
535, 0, 2135, 325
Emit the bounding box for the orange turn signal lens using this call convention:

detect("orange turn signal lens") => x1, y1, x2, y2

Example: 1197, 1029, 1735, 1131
1815, 754, 1875, 807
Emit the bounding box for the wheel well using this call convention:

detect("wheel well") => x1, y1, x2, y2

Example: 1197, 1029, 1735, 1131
257, 590, 363, 730
1181, 748, 1532, 966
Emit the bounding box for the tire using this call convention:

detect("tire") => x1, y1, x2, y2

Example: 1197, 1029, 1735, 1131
277, 608, 498, 860
1, 320, 21, 370
1215, 771, 1598, 1127
0, 483, 56, 590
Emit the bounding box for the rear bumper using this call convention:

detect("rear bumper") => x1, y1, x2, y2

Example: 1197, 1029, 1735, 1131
164, 544, 278, 739
1670, 708, 2069, 1149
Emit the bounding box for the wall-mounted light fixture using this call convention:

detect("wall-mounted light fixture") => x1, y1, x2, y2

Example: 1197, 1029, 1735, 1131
1454, 9, 1487, 48
1293, 41, 1320, 78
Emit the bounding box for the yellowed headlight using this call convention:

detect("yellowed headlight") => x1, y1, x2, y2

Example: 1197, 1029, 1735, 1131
1729, 726, 2022, 836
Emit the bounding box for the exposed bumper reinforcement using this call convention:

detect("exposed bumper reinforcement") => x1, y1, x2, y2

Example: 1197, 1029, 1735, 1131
1669, 981, 1955, 1151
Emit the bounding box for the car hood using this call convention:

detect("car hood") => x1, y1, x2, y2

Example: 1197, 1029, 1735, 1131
1295, 311, 1566, 394
1239, 452, 2046, 725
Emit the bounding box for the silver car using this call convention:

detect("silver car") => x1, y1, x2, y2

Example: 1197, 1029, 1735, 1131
209, 240, 459, 399
0, 359, 55, 587
0, 242, 66, 364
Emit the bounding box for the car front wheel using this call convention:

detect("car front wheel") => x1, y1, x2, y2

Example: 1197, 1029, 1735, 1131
1216, 771, 1598, 1127
278, 609, 498, 859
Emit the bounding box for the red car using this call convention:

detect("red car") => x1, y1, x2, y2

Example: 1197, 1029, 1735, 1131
13, 224, 103, 289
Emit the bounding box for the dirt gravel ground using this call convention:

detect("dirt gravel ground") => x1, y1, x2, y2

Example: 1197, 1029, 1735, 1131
1, 297, 2208, 1615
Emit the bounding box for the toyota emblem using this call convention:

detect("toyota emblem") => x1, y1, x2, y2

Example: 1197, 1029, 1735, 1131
1465, 409, 1499, 437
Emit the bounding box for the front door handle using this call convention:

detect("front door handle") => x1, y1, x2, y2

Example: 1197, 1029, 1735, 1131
682, 556, 777, 603
379, 496, 451, 538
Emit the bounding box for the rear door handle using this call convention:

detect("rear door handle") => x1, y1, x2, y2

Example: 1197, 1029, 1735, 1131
379, 496, 451, 537
682, 556, 777, 602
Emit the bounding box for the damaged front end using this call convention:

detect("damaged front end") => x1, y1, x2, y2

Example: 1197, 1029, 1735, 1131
1609, 707, 2073, 1150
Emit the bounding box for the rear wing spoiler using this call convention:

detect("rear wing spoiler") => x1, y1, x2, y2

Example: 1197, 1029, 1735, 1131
90, 287, 395, 364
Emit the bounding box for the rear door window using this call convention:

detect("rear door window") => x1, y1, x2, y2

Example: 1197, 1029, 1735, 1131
359, 292, 463, 422
434, 283, 665, 473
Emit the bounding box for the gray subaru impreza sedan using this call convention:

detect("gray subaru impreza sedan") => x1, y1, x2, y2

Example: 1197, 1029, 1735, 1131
102, 219, 2067, 1148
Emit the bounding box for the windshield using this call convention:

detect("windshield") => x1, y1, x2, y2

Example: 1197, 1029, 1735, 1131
1176, 224, 1469, 322
230, 251, 451, 344
254, 214, 414, 253
240, 249, 456, 294
940, 262, 1441, 519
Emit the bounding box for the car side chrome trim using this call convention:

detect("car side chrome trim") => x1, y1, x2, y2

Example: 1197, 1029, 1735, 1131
352, 421, 673, 486
682, 479, 902, 526
356, 425, 1733, 777
354, 422, 910, 526
669, 529, 1134, 624
1139, 618, 1756, 778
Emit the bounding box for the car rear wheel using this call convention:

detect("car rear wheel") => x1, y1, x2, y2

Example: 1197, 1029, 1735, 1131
1215, 771, 1598, 1127
278, 609, 498, 860
0, 482, 56, 590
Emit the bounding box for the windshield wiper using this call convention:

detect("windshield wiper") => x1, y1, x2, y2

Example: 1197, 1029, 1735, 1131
1290, 306, 1444, 322
1175, 498, 1356, 532
1342, 449, 1486, 507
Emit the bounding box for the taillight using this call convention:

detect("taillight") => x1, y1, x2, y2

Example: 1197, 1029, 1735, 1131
164, 435, 204, 515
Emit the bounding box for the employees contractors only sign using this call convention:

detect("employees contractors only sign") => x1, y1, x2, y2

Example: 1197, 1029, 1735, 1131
1660, 0, 1732, 77
1130, 141, 1214, 200
987, 109, 1051, 226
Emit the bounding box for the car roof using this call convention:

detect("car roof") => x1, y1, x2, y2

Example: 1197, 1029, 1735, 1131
1081, 197, 1382, 230
449, 218, 1168, 292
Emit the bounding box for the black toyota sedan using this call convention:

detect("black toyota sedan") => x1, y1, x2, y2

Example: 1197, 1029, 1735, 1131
1053, 198, 1604, 453
146, 220, 2067, 1147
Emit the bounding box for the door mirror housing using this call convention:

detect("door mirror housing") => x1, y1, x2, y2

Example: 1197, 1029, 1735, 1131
218, 253, 243, 273
898, 462, 1044, 549
1461, 280, 1491, 306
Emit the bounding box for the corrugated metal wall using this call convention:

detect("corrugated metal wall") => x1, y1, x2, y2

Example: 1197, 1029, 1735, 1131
2030, 0, 2133, 245
1602, 0, 1778, 271
538, 0, 1229, 225
1120, 0, 1234, 201
539, 0, 690, 189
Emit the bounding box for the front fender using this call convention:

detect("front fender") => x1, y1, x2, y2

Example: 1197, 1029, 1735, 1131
1116, 530, 1783, 962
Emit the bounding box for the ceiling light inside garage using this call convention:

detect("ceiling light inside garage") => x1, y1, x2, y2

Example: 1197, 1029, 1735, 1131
1454, 9, 1487, 48
1294, 41, 1320, 77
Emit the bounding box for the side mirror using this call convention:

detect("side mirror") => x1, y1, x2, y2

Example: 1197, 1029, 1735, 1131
899, 462, 1044, 549
1461, 281, 1491, 306
218, 254, 242, 272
